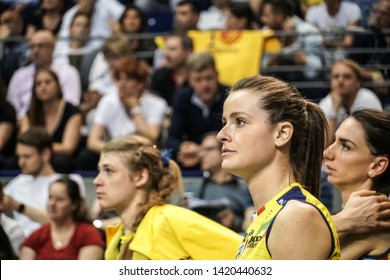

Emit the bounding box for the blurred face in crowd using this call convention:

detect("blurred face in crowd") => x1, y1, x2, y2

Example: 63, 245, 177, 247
94, 152, 137, 212
164, 36, 191, 69
34, 70, 61, 102
0, 10, 23, 36
189, 67, 219, 106
375, 0, 390, 28
70, 13, 90, 41
29, 30, 55, 66
331, 62, 361, 98
115, 72, 144, 104
47, 182, 74, 222
42, 0, 62, 11
174, 3, 199, 31
261, 4, 283, 30
16, 144, 48, 176
121, 8, 143, 33
199, 134, 222, 173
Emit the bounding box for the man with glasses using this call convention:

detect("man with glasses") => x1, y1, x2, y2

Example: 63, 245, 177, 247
6, 29, 81, 119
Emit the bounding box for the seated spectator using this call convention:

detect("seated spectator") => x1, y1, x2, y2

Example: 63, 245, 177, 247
94, 136, 242, 260
0, 0, 40, 26
347, 0, 390, 98
19, 67, 82, 173
165, 51, 228, 170
260, 0, 324, 95
111, 4, 157, 66
197, 0, 230, 30
319, 59, 383, 144
0, 224, 18, 259
173, 0, 201, 32
26, 0, 66, 38
57, 0, 125, 52
150, 32, 193, 107
225, 1, 256, 30
185, 131, 252, 233
0, 180, 25, 257
3, 127, 86, 237
76, 57, 168, 170
324, 109, 390, 259
305, 0, 362, 68
54, 11, 97, 73
0, 78, 17, 168
7, 30, 81, 120
0, 9, 29, 86
20, 176, 104, 260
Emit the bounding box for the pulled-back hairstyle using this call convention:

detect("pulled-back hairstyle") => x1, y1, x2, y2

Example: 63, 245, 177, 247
51, 176, 90, 223
29, 67, 63, 127
351, 109, 390, 196
102, 136, 182, 231
230, 75, 328, 197
332, 58, 363, 84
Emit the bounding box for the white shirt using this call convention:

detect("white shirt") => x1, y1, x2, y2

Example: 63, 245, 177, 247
93, 90, 168, 139
319, 87, 383, 127
57, 0, 125, 51
1, 213, 25, 255
4, 173, 86, 236
6, 59, 81, 118
197, 5, 227, 30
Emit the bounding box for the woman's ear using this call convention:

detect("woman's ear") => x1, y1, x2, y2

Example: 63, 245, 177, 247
368, 156, 389, 178
134, 168, 149, 188
274, 121, 294, 147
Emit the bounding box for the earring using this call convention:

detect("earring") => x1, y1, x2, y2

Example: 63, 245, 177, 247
368, 171, 373, 176
276, 140, 281, 146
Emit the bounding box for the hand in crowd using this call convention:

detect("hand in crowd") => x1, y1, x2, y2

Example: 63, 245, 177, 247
3, 195, 19, 212
177, 141, 200, 168
330, 90, 343, 113
216, 209, 238, 230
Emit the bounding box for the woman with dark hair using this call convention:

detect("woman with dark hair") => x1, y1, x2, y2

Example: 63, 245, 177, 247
217, 75, 340, 259
20, 66, 82, 173
19, 176, 104, 260
325, 108, 390, 259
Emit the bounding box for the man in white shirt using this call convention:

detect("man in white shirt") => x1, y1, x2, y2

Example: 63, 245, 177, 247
319, 59, 383, 145
3, 128, 86, 237
7, 30, 81, 119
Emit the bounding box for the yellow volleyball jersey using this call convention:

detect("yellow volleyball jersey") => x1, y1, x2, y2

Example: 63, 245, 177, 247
236, 183, 340, 260
105, 204, 242, 260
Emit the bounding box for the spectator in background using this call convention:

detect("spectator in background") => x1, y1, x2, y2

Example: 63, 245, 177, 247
57, 0, 124, 52
54, 11, 94, 72
165, 52, 228, 170
20, 177, 104, 260
111, 4, 157, 66
150, 32, 193, 107
347, 0, 390, 98
305, 0, 361, 68
3, 128, 86, 237
260, 0, 323, 89
225, 1, 256, 30
185, 131, 251, 233
319, 59, 382, 144
0, 9, 29, 86
0, 181, 25, 257
173, 0, 201, 32
0, 78, 17, 169
77, 57, 168, 170
19, 67, 82, 173
7, 30, 81, 120
26, 0, 66, 38
197, 0, 230, 30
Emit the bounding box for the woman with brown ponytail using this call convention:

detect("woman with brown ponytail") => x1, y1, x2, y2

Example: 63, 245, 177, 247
93, 136, 242, 260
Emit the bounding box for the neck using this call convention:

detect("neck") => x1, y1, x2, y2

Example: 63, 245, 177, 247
210, 169, 234, 184
327, 3, 340, 16
339, 180, 373, 205
43, 98, 62, 114
246, 155, 295, 210
51, 217, 75, 230
35, 164, 56, 177
119, 191, 147, 232
341, 91, 359, 111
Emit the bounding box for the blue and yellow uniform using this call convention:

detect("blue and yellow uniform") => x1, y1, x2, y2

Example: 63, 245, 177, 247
236, 183, 340, 260
105, 204, 242, 260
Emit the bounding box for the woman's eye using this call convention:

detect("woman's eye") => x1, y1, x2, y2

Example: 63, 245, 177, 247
341, 143, 350, 151
236, 119, 245, 127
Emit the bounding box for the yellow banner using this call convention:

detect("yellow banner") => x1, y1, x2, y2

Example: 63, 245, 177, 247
187, 30, 279, 86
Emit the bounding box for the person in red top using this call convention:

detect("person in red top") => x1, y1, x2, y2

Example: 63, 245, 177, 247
20, 177, 104, 260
